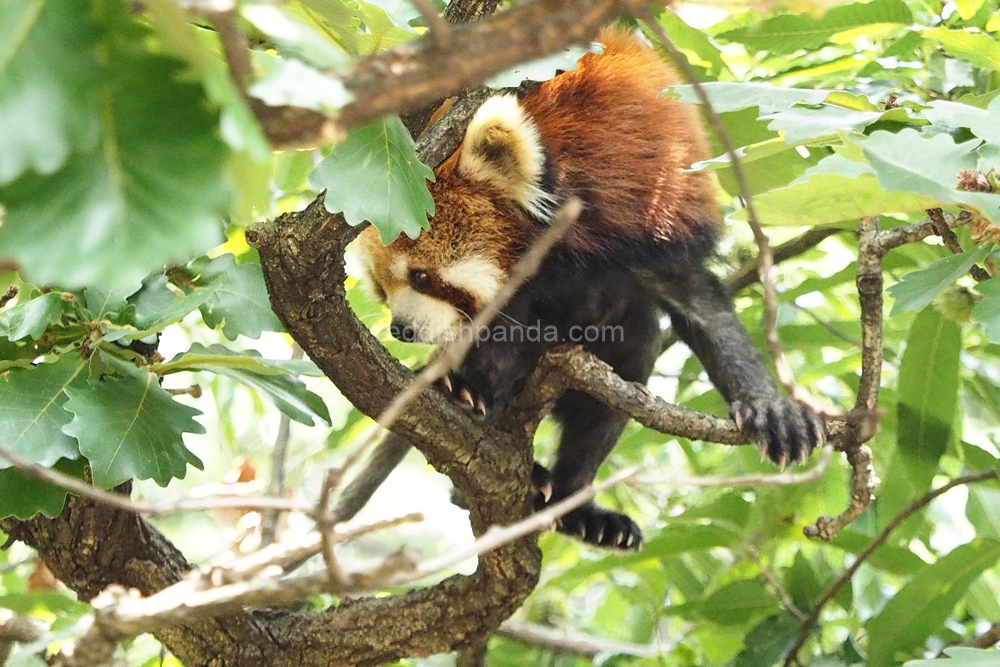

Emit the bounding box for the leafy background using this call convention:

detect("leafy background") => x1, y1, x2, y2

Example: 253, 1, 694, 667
3, 0, 1000, 666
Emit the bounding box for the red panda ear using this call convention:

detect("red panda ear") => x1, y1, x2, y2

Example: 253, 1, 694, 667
458, 95, 555, 220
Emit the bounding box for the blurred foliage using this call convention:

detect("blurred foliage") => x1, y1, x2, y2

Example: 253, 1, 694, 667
2, 0, 1000, 666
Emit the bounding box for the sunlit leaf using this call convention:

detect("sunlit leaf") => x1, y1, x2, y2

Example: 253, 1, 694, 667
923, 28, 1000, 72
716, 0, 911, 54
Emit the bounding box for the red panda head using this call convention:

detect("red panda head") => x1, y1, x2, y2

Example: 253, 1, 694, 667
357, 95, 550, 343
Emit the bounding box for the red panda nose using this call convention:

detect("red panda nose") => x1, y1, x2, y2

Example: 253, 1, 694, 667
390, 319, 418, 342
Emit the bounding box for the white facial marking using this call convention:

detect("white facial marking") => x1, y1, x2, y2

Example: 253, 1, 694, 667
387, 287, 464, 343
390, 254, 408, 281
439, 256, 504, 304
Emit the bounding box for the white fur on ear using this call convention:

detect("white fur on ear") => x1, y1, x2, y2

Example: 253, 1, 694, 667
458, 95, 556, 220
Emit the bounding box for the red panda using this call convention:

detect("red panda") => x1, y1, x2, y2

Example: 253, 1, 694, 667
357, 29, 824, 550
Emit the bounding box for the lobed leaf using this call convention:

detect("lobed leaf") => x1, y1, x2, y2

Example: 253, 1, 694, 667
0, 354, 86, 470
190, 254, 284, 340
0, 0, 101, 183
310, 116, 435, 243
62, 354, 204, 488
0, 0, 228, 290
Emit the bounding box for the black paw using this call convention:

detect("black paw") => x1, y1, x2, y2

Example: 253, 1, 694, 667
556, 502, 643, 550
731, 396, 825, 467
436, 373, 488, 416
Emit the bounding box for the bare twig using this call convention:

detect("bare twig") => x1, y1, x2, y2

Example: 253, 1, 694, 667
747, 548, 807, 623
876, 209, 972, 254
635, 446, 833, 487
0, 446, 313, 516
261, 343, 303, 546
928, 207, 990, 282
410, 0, 452, 47
727, 228, 844, 293
205, 10, 253, 94
165, 385, 202, 398
784, 469, 998, 666
497, 619, 684, 659
970, 622, 1000, 649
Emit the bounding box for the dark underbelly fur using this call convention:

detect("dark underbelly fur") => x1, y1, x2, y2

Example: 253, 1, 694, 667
446, 247, 825, 550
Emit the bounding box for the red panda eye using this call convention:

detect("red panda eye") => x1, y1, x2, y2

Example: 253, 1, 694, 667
409, 269, 432, 290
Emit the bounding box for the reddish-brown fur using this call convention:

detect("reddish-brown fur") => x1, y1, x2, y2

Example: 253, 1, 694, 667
359, 28, 718, 305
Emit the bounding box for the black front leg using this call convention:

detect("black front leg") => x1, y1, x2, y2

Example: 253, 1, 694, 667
637, 263, 824, 466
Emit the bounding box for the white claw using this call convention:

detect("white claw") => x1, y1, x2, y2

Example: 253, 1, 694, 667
474, 399, 487, 416
626, 533, 635, 549
595, 527, 605, 544
759, 444, 768, 463
579, 526, 587, 540
458, 388, 474, 409
440, 374, 453, 393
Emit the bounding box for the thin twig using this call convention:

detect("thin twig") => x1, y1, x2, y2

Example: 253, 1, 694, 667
928, 207, 990, 282
205, 10, 253, 96
635, 446, 832, 487
410, 0, 452, 47
783, 469, 998, 666
747, 547, 807, 622
0, 446, 313, 516
261, 343, 304, 546
970, 622, 1000, 649
497, 618, 683, 659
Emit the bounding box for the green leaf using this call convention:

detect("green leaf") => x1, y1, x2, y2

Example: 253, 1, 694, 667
966, 486, 1000, 540
157, 343, 323, 377
923, 27, 1000, 72
867, 540, 1000, 667
309, 116, 435, 243
861, 129, 1000, 225
190, 254, 283, 340
785, 551, 824, 611
0, 354, 85, 469
0, 0, 101, 183
250, 52, 352, 114
0, 292, 69, 341
717, 0, 912, 54
888, 246, 993, 315
733, 613, 801, 667
972, 277, 1000, 343
654, 9, 728, 77
159, 344, 329, 426
906, 647, 1000, 666
733, 172, 940, 226
0, 457, 86, 520
488, 45, 591, 88
62, 354, 204, 488
548, 522, 739, 588
696, 579, 779, 626
881, 307, 960, 520
126, 273, 217, 337
241, 4, 350, 70
667, 82, 829, 115
0, 0, 228, 290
